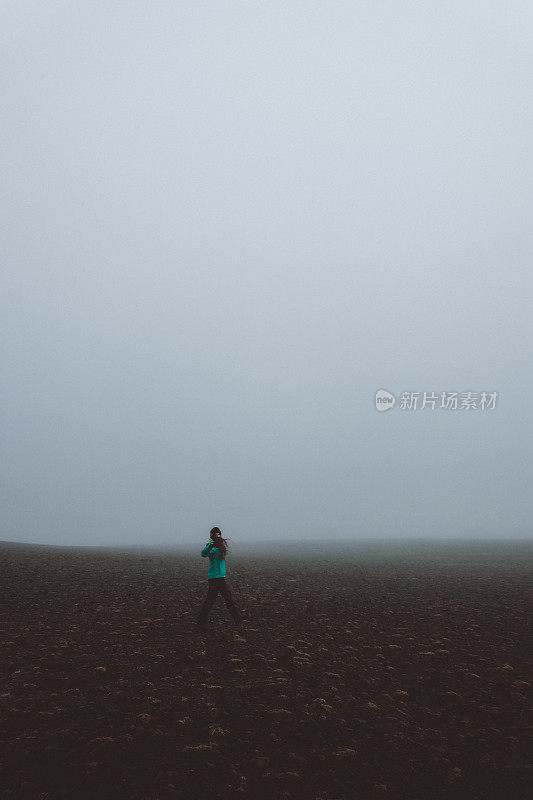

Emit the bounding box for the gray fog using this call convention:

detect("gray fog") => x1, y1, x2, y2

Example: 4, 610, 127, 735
1, 1, 531, 546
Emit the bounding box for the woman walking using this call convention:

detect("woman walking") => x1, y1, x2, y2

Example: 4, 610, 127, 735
194, 527, 243, 632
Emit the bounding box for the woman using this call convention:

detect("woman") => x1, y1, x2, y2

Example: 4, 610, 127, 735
194, 526, 243, 632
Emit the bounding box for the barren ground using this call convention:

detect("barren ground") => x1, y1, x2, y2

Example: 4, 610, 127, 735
1, 540, 530, 800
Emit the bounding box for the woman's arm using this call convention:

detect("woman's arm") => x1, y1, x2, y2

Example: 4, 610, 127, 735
201, 542, 214, 557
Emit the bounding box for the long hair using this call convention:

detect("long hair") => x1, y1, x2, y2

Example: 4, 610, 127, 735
209, 526, 228, 559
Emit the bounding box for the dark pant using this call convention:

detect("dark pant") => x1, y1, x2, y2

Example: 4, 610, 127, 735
196, 578, 241, 627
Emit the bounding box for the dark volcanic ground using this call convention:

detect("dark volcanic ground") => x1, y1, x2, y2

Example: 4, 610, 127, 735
0, 540, 531, 800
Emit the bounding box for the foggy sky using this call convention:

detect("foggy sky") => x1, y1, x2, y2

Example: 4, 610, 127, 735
1, 1, 532, 546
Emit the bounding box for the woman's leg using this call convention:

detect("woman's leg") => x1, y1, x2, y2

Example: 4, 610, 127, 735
218, 579, 242, 623
195, 580, 219, 628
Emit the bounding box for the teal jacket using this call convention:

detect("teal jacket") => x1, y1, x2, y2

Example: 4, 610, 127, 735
201, 541, 226, 579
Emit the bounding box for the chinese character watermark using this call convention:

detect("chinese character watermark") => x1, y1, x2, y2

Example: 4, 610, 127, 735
375, 389, 498, 412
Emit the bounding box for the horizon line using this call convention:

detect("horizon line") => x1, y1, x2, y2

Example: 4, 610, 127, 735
1, 535, 532, 550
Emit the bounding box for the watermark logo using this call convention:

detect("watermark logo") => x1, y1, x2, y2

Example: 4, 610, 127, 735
375, 389, 396, 411
375, 390, 498, 412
